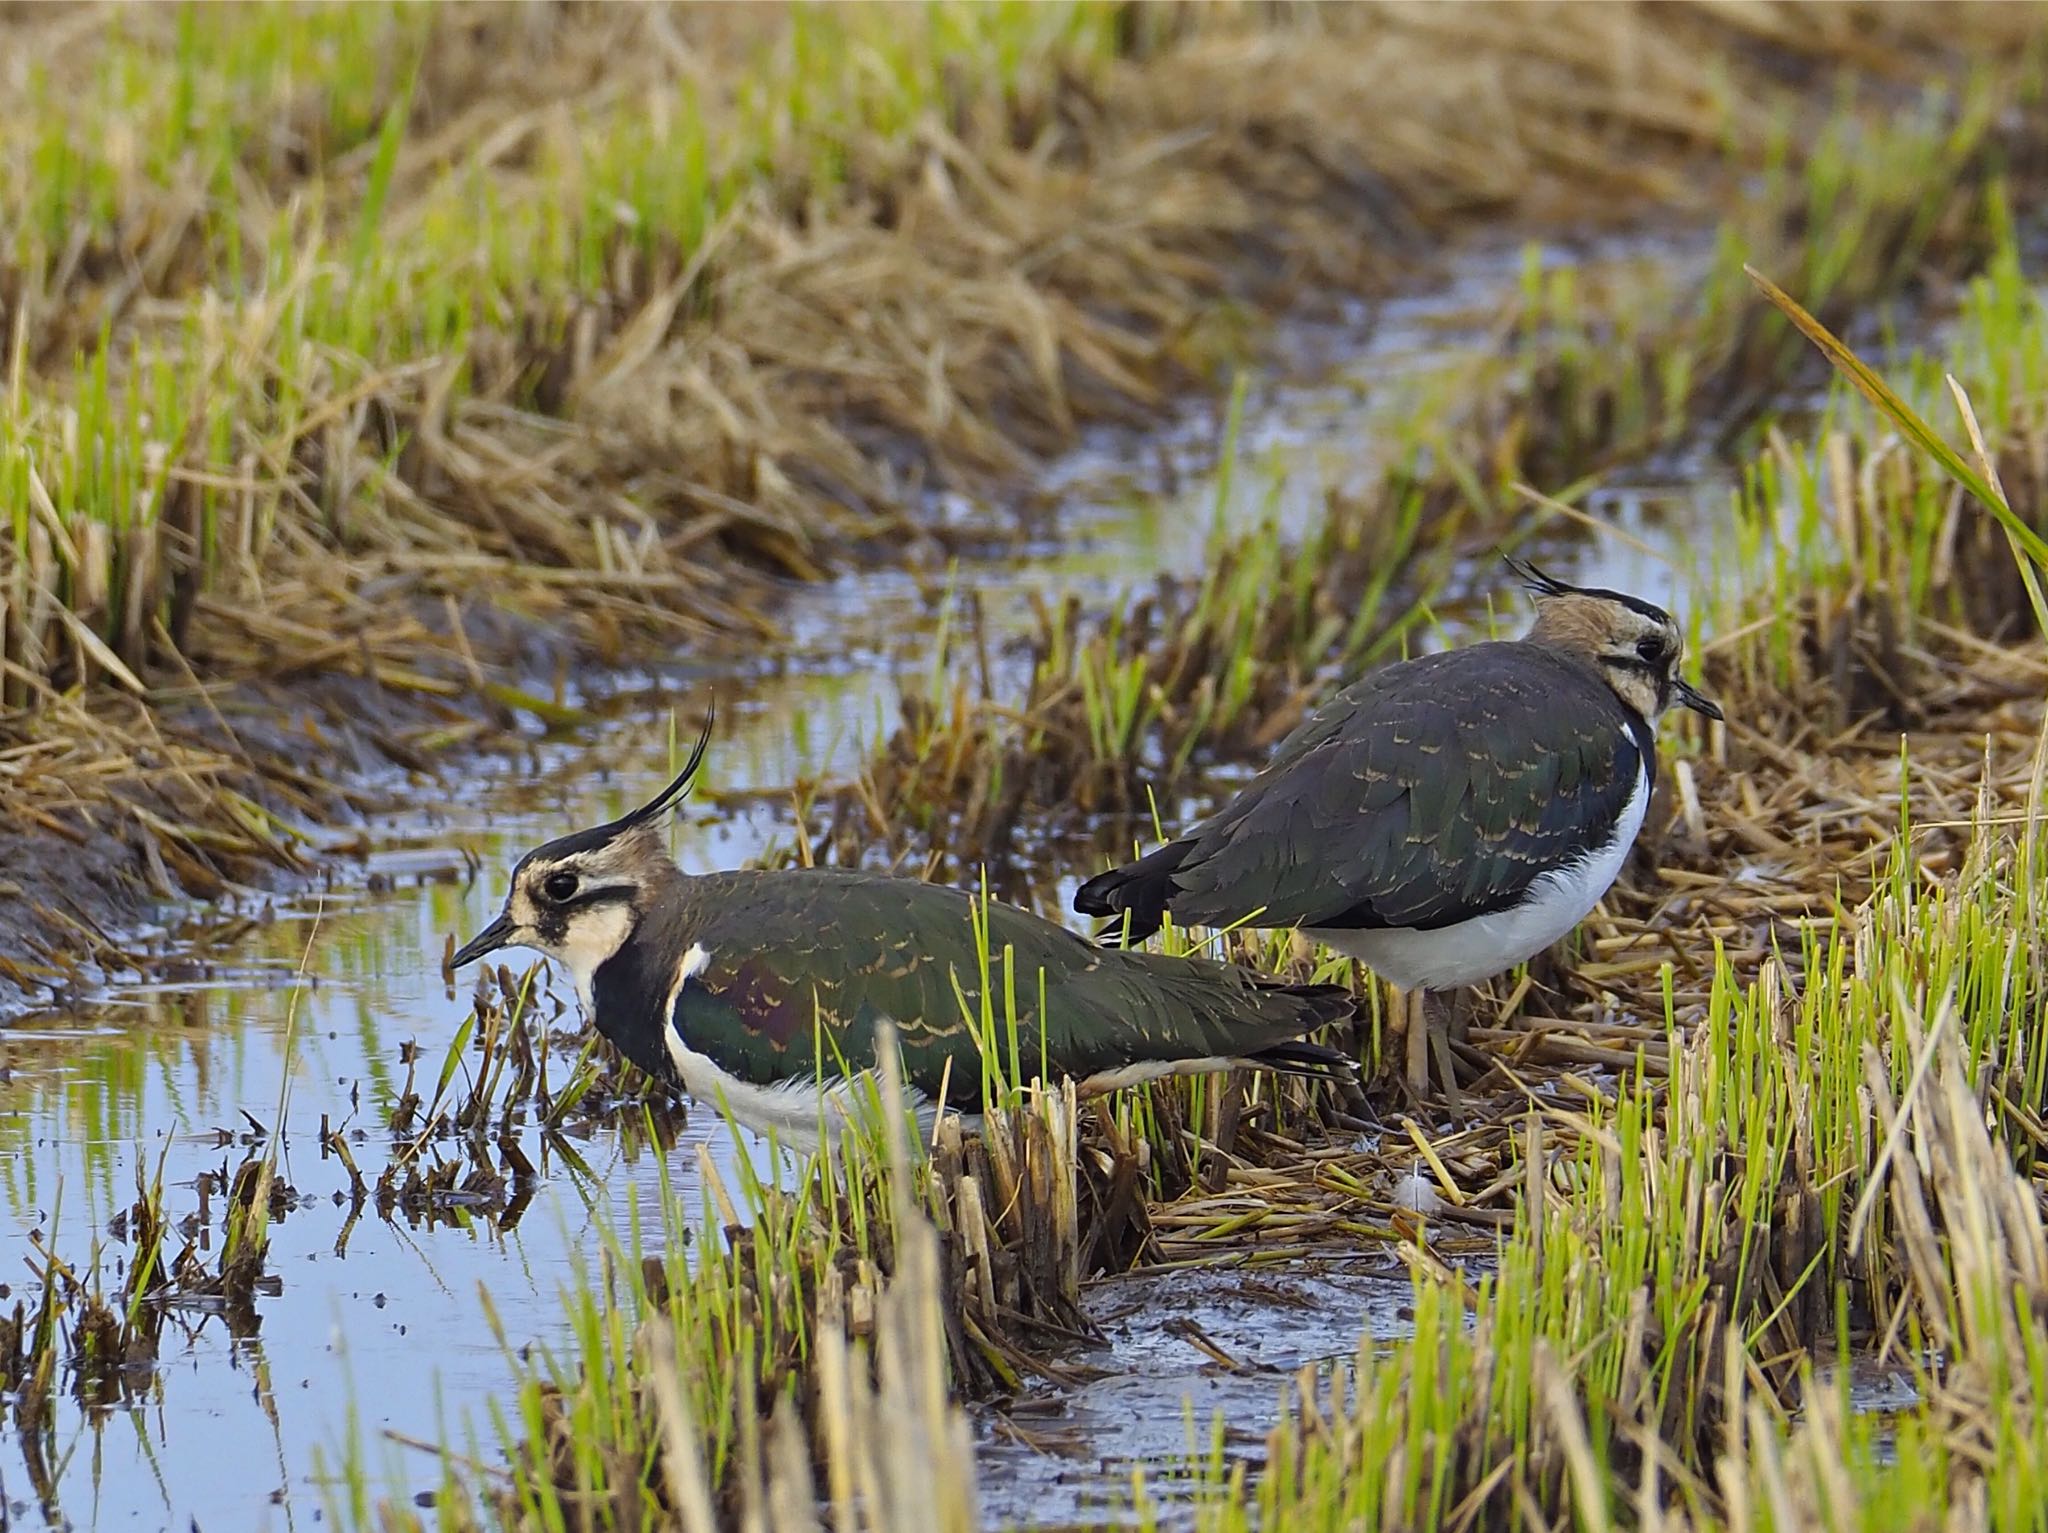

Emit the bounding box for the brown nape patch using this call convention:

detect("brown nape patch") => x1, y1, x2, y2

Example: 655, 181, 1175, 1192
1526, 595, 1630, 660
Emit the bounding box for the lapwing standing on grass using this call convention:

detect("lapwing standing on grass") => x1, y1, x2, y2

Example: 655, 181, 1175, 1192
450, 709, 1355, 1148
1073, 558, 1721, 1101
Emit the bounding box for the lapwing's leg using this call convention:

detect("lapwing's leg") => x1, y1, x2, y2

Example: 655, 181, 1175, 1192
1402, 986, 1429, 1098
1396, 988, 1466, 1112
1424, 990, 1463, 1115
1442, 986, 1474, 1048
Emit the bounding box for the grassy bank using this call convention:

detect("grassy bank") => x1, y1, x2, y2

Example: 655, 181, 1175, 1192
5, 2, 2043, 1004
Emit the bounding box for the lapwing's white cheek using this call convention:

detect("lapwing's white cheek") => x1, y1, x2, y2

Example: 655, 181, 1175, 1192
550, 903, 634, 1014
1611, 668, 1661, 721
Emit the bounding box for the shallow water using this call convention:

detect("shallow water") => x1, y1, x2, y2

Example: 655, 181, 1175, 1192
0, 230, 1724, 1529
974, 1262, 1414, 1529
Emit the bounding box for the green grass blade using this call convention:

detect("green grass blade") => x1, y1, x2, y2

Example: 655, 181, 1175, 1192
1743, 261, 2048, 570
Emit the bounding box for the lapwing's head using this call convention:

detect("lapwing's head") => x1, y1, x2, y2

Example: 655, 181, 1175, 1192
450, 705, 713, 998
1507, 557, 1722, 725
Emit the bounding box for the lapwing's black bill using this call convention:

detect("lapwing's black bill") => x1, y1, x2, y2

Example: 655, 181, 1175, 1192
452, 702, 1355, 1146
1074, 557, 1720, 1099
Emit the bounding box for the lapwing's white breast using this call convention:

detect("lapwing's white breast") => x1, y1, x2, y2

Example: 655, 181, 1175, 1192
1310, 761, 1651, 991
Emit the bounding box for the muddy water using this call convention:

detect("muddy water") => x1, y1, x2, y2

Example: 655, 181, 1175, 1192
0, 233, 1718, 1530
976, 1265, 1416, 1528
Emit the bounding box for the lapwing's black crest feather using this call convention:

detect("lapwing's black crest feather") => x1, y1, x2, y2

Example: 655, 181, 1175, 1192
525, 698, 716, 864
1502, 552, 1575, 598
1502, 552, 1671, 627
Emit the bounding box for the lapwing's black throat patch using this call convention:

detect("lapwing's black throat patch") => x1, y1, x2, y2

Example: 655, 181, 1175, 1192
589, 930, 682, 1083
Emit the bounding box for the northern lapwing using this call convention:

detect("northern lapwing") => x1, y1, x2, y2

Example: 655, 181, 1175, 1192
1073, 558, 1721, 1100
450, 709, 1355, 1147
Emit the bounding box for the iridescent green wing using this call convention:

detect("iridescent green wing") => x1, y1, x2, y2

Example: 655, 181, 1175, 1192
1170, 645, 1650, 931
665, 870, 1329, 1100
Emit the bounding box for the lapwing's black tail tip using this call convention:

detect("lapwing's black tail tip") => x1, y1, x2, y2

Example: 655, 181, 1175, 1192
1243, 979, 1359, 1078
1071, 863, 1143, 920
1075, 841, 1191, 946
1247, 1035, 1359, 1080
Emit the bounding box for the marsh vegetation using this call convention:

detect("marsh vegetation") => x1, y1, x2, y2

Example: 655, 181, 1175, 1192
4, 4, 2048, 1530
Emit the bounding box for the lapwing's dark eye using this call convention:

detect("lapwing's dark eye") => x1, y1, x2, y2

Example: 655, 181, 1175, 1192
541, 871, 580, 903
1635, 636, 1665, 664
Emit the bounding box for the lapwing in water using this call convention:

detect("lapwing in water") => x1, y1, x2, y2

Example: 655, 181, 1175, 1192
450, 707, 1355, 1148
1073, 557, 1721, 1102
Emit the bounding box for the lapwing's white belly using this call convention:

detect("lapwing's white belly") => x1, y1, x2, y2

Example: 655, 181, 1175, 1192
1309, 767, 1649, 991
658, 943, 941, 1151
